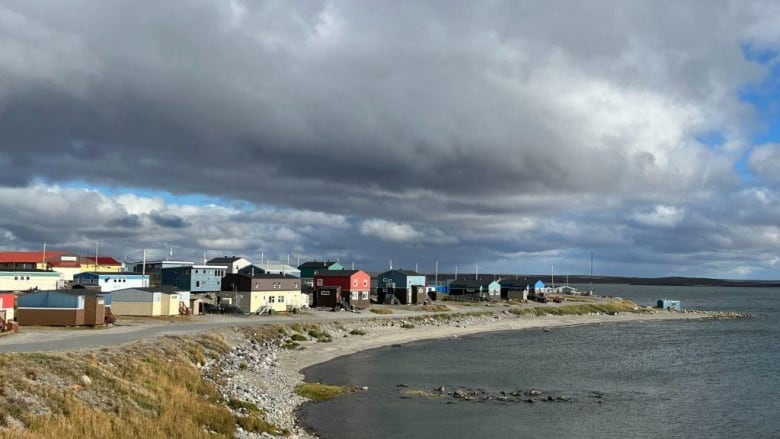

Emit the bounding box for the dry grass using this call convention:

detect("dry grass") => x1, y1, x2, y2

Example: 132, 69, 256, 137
0, 332, 282, 439
509, 299, 645, 317
294, 383, 354, 402
417, 304, 450, 312
369, 308, 393, 315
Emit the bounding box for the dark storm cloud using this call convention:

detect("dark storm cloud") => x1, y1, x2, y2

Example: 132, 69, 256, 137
1, 1, 780, 277
149, 212, 189, 229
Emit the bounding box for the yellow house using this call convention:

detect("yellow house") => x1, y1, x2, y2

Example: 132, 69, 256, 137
80, 256, 123, 273
110, 287, 181, 317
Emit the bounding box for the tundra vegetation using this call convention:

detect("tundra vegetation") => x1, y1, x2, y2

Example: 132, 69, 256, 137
509, 299, 646, 316
0, 332, 286, 438
293, 383, 355, 402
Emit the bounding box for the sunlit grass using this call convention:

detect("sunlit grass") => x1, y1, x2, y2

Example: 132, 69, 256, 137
0, 333, 283, 438
509, 300, 645, 317
294, 383, 354, 402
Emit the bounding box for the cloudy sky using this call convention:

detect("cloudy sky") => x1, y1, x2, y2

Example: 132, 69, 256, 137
1, 1, 780, 278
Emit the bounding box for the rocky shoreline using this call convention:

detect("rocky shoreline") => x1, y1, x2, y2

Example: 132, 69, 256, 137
203, 308, 741, 438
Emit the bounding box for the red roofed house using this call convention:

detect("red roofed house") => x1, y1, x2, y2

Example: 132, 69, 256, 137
46, 254, 82, 281
0, 250, 83, 281
312, 269, 371, 309
0, 251, 59, 270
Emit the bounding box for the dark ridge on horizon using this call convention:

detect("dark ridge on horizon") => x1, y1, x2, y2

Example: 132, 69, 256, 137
423, 273, 780, 288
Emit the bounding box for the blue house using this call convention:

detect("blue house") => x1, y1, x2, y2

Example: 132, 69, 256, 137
73, 272, 149, 292
161, 265, 225, 293
534, 280, 545, 291
377, 269, 427, 304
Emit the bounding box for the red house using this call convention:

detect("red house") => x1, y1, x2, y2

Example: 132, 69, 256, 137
0, 292, 15, 331
313, 270, 371, 309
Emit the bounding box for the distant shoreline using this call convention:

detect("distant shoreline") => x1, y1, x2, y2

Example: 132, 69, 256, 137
468, 276, 780, 288
278, 308, 721, 372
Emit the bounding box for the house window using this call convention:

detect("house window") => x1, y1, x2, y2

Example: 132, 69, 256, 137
316, 279, 323, 287
320, 291, 330, 296
278, 295, 284, 303
195, 281, 200, 287
363, 280, 368, 287
269, 296, 276, 303
361, 292, 369, 300
353, 280, 358, 287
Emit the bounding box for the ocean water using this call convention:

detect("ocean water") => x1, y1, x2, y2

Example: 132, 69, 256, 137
299, 285, 780, 439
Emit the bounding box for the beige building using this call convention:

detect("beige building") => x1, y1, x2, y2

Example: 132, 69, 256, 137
111, 287, 182, 317
0, 270, 62, 291
221, 273, 306, 313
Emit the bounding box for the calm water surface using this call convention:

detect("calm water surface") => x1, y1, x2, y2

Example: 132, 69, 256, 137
300, 285, 780, 439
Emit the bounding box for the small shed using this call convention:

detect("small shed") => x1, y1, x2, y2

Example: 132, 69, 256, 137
111, 287, 181, 317
657, 299, 681, 311
17, 290, 107, 326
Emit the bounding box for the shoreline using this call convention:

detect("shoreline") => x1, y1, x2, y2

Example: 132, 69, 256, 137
217, 308, 725, 438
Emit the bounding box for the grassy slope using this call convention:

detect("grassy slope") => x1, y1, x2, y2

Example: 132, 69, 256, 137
0, 331, 280, 439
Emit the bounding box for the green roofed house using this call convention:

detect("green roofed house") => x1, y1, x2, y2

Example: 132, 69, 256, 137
298, 261, 343, 290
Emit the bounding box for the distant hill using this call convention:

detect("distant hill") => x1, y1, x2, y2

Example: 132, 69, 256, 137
425, 273, 780, 288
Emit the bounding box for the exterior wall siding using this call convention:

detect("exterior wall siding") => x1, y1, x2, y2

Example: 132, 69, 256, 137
0, 293, 15, 321
112, 301, 157, 316
0, 272, 62, 291
18, 292, 83, 308
162, 266, 224, 292
17, 308, 85, 326
73, 273, 149, 292
160, 294, 180, 316
223, 289, 302, 313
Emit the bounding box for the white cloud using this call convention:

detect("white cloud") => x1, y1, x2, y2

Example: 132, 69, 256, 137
629, 205, 686, 228
360, 219, 423, 243
748, 143, 780, 181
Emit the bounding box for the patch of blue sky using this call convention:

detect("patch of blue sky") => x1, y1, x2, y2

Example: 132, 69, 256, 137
736, 42, 780, 182
694, 130, 726, 148
40, 179, 255, 211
